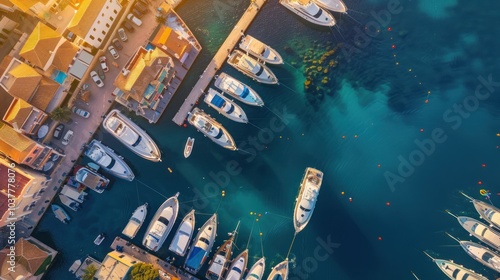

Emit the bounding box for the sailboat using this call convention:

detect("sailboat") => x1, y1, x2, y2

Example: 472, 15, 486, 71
225, 249, 249, 280
423, 251, 488, 280
267, 259, 288, 280
206, 221, 240, 280
245, 257, 266, 280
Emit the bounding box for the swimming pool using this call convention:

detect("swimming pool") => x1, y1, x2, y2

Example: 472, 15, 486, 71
145, 43, 156, 51
52, 70, 67, 85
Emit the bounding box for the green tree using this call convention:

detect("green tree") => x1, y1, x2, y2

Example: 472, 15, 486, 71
82, 264, 97, 280
130, 263, 159, 280
155, 15, 166, 25
50, 107, 72, 122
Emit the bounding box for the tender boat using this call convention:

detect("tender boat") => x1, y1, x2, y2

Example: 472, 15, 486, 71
424, 251, 488, 280
227, 50, 278, 84
122, 203, 148, 239
94, 233, 106, 245
245, 257, 266, 280
51, 204, 70, 224
84, 139, 135, 181
74, 167, 110, 193
143, 193, 180, 252
280, 0, 336, 27
267, 259, 289, 280
103, 109, 161, 162
184, 213, 218, 274
214, 73, 264, 107
60, 185, 87, 203
69, 259, 82, 274
225, 249, 248, 280
58, 194, 80, 212
169, 209, 196, 257
239, 35, 283, 65
312, 0, 347, 13
453, 214, 500, 249
206, 221, 240, 280
184, 137, 195, 158
462, 192, 500, 229
204, 88, 248, 123
188, 108, 237, 151
294, 167, 323, 233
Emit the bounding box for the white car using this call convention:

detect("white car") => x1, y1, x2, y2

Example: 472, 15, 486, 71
108, 46, 119, 59
72, 106, 90, 118
90, 71, 104, 87
99, 56, 108, 72
117, 28, 127, 41
62, 130, 74, 146
127, 13, 143, 26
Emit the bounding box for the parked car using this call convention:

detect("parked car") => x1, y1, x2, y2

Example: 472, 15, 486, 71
117, 28, 128, 41
72, 106, 90, 118
99, 56, 108, 72
53, 124, 65, 139
108, 46, 119, 59
134, 2, 148, 13
90, 70, 104, 87
112, 38, 123, 50
127, 14, 142, 27
132, 8, 144, 19
122, 21, 134, 32
62, 130, 74, 146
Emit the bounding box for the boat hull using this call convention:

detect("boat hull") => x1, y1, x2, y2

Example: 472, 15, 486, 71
122, 203, 148, 239
313, 0, 347, 13
227, 50, 278, 84
214, 73, 264, 107
294, 167, 323, 233
267, 259, 288, 280
460, 241, 500, 273
169, 209, 196, 257
244, 257, 266, 280
239, 35, 283, 65
85, 139, 135, 181
188, 108, 237, 151
184, 213, 218, 274
184, 138, 195, 158
204, 88, 248, 123
143, 193, 179, 252
434, 259, 488, 280
280, 0, 336, 27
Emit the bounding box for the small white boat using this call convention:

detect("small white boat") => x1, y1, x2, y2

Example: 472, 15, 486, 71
294, 167, 323, 233
312, 0, 347, 13
214, 73, 264, 107
169, 209, 196, 257
188, 108, 237, 151
204, 88, 248, 123
122, 203, 148, 239
143, 193, 180, 252
51, 204, 70, 224
69, 259, 82, 274
280, 0, 336, 27
424, 251, 488, 280
184, 137, 195, 158
94, 233, 106, 245
239, 35, 283, 65
462, 192, 500, 229
184, 213, 218, 274
84, 139, 135, 181
206, 221, 240, 280
103, 109, 161, 162
267, 259, 289, 280
227, 50, 278, 84
74, 167, 110, 194
58, 194, 80, 212
225, 249, 248, 280
245, 257, 266, 280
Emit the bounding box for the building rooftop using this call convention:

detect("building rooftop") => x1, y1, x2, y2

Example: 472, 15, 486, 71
30, 76, 59, 111
151, 25, 192, 62
0, 122, 36, 163
52, 40, 79, 72
67, 0, 107, 39
3, 98, 33, 128
0, 87, 14, 119
7, 0, 49, 13
95, 250, 141, 280
20, 22, 61, 70
0, 59, 42, 101
0, 157, 32, 220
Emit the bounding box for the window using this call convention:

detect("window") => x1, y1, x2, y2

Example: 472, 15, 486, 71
93, 28, 96, 31
97, 38, 102, 42
89, 35, 95, 40
101, 30, 106, 35
109, 16, 114, 21
113, 9, 117, 14
106, 23, 110, 28
102, 13, 104, 16
105, 5, 108, 9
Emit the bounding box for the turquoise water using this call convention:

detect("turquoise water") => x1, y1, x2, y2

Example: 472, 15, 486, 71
33, 0, 500, 279
52, 70, 67, 85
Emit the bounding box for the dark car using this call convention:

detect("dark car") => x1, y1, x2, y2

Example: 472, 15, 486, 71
53, 124, 65, 139
134, 2, 148, 14
132, 8, 144, 19
122, 21, 135, 32
112, 38, 123, 50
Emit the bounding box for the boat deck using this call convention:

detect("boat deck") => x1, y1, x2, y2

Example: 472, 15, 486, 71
111, 237, 199, 280
74, 256, 101, 279
172, 0, 267, 125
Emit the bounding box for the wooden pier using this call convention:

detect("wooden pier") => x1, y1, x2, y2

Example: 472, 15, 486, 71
172, 0, 267, 125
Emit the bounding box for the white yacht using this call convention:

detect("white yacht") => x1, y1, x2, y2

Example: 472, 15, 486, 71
169, 209, 196, 257
184, 137, 195, 158
280, 0, 336, 27
239, 35, 283, 65
122, 203, 148, 239
84, 139, 135, 181
58, 194, 80, 212
188, 108, 237, 151
204, 88, 248, 123
460, 241, 500, 273
143, 193, 180, 252
294, 167, 323, 233
225, 249, 248, 280
267, 259, 288, 280
227, 50, 278, 84
245, 257, 266, 280
103, 109, 161, 162
462, 192, 500, 229
206, 222, 240, 280
74, 167, 110, 194
455, 216, 500, 249
214, 73, 264, 107
184, 213, 218, 274
424, 251, 488, 280
313, 0, 347, 13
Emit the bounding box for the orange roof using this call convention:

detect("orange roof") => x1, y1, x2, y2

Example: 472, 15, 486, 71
3, 98, 34, 127
52, 40, 79, 72
0, 238, 50, 278
20, 22, 61, 70
7, 0, 48, 13
0, 122, 35, 163
151, 26, 191, 60
2, 60, 42, 101
67, 0, 108, 39
30, 77, 59, 111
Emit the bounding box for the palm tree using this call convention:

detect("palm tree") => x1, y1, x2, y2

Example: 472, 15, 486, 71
82, 264, 97, 280
130, 263, 159, 280
50, 107, 72, 122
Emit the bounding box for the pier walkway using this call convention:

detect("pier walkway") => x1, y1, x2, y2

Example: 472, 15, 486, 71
172, 0, 267, 125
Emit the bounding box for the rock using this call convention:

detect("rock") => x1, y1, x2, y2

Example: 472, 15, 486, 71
323, 68, 328, 74
317, 66, 323, 71
322, 77, 329, 84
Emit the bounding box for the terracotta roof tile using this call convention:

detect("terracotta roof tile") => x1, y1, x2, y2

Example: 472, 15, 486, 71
30, 77, 59, 111
19, 22, 61, 70
67, 0, 107, 39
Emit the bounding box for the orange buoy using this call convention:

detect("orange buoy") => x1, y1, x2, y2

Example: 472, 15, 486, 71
482, 164, 487, 168
391, 44, 396, 49
387, 27, 392, 31
478, 181, 483, 185
341, 191, 345, 195
386, 202, 390, 206
378, 236, 382, 241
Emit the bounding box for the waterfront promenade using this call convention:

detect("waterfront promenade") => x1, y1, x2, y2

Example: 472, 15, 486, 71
172, 0, 267, 125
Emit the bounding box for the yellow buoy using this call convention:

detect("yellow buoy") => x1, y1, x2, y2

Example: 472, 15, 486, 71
168, 167, 172, 173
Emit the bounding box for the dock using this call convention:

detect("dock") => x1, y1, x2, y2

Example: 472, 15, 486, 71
110, 237, 200, 280
172, 0, 267, 125
74, 256, 101, 279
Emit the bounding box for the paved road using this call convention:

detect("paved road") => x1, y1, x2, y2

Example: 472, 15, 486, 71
172, 0, 267, 126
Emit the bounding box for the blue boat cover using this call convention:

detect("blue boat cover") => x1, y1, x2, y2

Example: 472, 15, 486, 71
240, 87, 249, 98
186, 247, 207, 270
210, 95, 225, 108
226, 105, 235, 115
